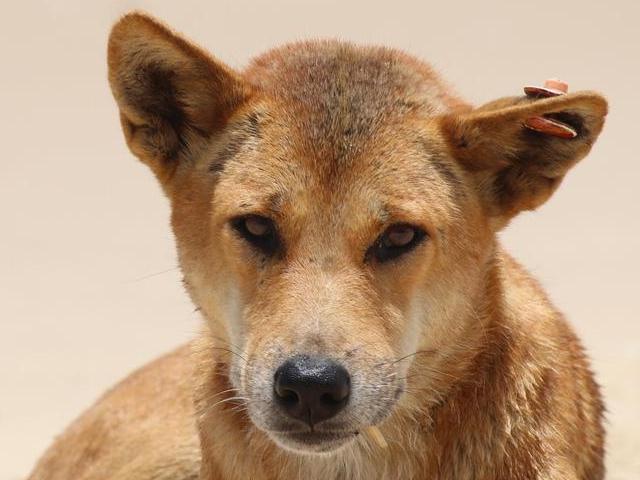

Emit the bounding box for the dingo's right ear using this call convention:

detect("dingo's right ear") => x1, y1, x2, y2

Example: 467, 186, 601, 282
108, 12, 249, 186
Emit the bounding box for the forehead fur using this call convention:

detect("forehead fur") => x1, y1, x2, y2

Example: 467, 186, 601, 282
209, 41, 470, 228
242, 40, 467, 161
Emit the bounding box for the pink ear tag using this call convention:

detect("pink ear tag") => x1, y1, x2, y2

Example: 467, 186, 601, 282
524, 85, 566, 98
523, 116, 577, 139
523, 79, 575, 138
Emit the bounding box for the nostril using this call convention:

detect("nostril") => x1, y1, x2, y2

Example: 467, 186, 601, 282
274, 372, 300, 403
320, 392, 347, 405
277, 388, 300, 405
320, 392, 334, 403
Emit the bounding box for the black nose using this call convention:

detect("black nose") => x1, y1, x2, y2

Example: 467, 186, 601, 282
273, 355, 350, 426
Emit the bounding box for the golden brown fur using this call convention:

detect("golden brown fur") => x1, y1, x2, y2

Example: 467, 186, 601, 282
29, 12, 607, 480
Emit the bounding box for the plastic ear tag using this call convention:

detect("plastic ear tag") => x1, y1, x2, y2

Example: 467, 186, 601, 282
524, 79, 569, 98
523, 116, 578, 139
523, 79, 575, 138
524, 85, 566, 98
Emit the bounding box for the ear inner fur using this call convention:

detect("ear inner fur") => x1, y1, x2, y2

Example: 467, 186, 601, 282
107, 12, 250, 184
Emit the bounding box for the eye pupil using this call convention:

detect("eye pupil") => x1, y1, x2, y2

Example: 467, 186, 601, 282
369, 224, 426, 263
232, 215, 279, 256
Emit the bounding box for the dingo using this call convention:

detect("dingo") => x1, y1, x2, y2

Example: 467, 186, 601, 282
29, 12, 607, 480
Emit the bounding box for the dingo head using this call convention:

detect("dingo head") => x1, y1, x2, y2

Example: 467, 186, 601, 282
108, 13, 606, 454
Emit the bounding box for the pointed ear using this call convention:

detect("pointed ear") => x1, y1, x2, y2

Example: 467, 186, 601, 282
108, 12, 249, 185
439, 91, 608, 222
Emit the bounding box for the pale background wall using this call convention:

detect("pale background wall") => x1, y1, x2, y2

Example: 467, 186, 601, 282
1, 1, 638, 478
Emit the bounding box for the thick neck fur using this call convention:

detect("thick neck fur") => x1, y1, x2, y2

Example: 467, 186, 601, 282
191, 246, 549, 480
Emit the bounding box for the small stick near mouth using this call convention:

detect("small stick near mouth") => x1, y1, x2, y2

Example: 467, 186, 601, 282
366, 426, 388, 449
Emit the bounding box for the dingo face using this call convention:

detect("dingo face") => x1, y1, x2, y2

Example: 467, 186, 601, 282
108, 14, 606, 454
186, 96, 478, 453
180, 94, 476, 453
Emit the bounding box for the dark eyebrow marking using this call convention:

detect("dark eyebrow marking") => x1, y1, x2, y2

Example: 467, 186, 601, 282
209, 162, 226, 174
267, 192, 284, 213
431, 155, 463, 194
209, 111, 263, 173
208, 132, 247, 173
418, 138, 465, 199
245, 111, 262, 138
233, 194, 284, 215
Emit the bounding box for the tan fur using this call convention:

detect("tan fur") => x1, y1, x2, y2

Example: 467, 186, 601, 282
29, 12, 607, 480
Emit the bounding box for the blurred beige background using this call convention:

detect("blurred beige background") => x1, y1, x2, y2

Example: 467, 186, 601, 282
1, 1, 638, 478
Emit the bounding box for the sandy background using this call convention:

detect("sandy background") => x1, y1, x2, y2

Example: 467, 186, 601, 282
1, 1, 638, 478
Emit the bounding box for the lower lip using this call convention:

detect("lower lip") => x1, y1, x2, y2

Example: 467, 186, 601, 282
273, 431, 357, 452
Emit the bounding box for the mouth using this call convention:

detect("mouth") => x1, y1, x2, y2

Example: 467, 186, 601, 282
269, 430, 358, 454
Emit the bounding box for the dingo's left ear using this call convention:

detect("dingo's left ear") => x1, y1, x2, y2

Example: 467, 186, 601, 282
108, 12, 249, 185
439, 91, 607, 222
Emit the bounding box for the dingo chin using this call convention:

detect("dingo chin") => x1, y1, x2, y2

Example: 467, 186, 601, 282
28, 11, 607, 480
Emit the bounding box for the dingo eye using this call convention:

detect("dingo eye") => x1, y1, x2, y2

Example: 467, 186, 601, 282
369, 224, 426, 263
231, 215, 279, 255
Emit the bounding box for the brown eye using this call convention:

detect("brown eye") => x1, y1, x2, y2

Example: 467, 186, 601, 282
382, 225, 415, 248
368, 224, 427, 263
231, 215, 279, 255
245, 216, 271, 237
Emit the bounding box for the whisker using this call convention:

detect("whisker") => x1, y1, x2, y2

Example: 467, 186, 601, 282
401, 363, 459, 381
230, 404, 250, 415
204, 387, 239, 402
205, 335, 248, 363
375, 349, 436, 368
129, 266, 179, 283
209, 346, 249, 364
197, 395, 250, 418
213, 396, 248, 406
